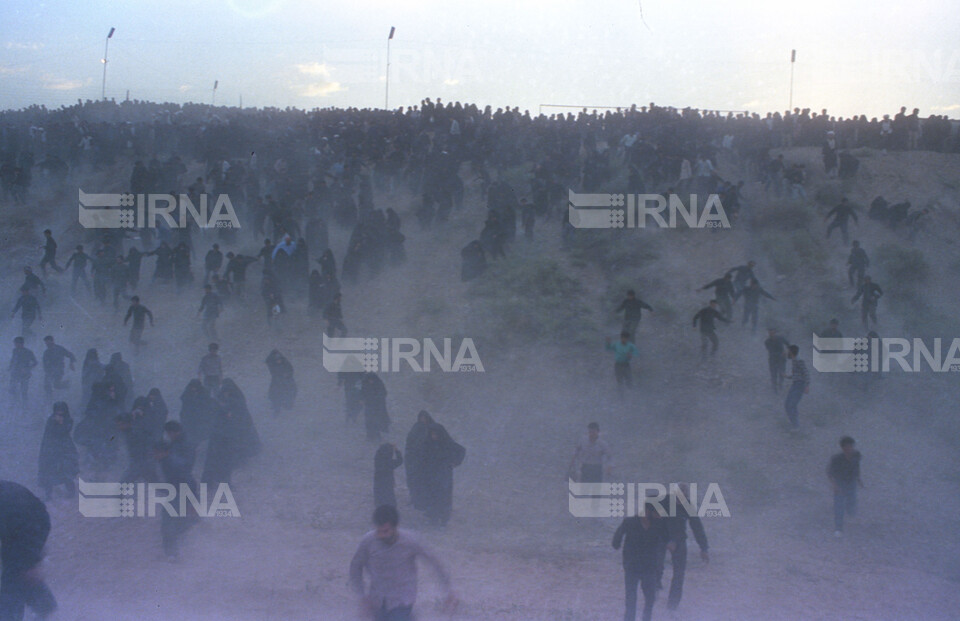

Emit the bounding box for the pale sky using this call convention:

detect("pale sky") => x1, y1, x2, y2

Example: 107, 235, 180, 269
1, 0, 958, 118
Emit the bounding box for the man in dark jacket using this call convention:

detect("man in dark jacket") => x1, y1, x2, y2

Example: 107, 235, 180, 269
851, 276, 883, 328
847, 241, 869, 288
123, 296, 154, 350
0, 480, 57, 621
828, 436, 863, 537
41, 336, 75, 399
204, 243, 223, 285
8, 337, 37, 405
692, 301, 730, 358
825, 198, 858, 245
725, 261, 756, 299
740, 278, 776, 333
615, 290, 654, 343
38, 230, 63, 277
763, 329, 789, 393
663, 484, 709, 611
11, 287, 41, 338
698, 274, 734, 319
613, 501, 674, 621
223, 252, 258, 298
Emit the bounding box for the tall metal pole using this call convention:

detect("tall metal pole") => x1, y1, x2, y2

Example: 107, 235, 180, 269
385, 26, 395, 109
789, 49, 796, 111
101, 27, 115, 100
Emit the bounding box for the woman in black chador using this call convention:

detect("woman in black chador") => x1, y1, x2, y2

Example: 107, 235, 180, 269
265, 349, 297, 416
38, 401, 79, 499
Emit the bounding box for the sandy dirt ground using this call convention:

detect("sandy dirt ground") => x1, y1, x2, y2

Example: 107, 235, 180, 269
1, 147, 959, 620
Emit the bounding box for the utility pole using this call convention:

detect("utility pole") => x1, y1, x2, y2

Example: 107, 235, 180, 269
101, 27, 115, 100
789, 49, 796, 111
385, 26, 395, 109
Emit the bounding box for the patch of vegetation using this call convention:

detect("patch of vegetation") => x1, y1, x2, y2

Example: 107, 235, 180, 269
875, 243, 932, 332
750, 202, 813, 230
0, 217, 36, 248
566, 229, 660, 275
758, 229, 828, 276
814, 182, 845, 206
467, 256, 594, 344
876, 243, 929, 285
795, 283, 852, 336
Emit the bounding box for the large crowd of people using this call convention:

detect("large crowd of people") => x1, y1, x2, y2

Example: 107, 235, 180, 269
0, 95, 943, 620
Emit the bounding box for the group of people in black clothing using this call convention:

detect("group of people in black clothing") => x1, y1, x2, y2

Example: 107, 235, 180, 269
0, 93, 931, 620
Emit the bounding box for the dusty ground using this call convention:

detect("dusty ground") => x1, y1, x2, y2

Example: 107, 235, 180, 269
1, 147, 959, 620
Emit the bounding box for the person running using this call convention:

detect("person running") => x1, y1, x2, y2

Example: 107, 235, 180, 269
692, 300, 730, 358
349, 505, 457, 621
64, 245, 91, 294
0, 480, 58, 620
605, 332, 640, 394
223, 252, 258, 298
197, 285, 223, 341
21, 267, 45, 296
41, 336, 75, 400
568, 422, 612, 483
123, 296, 154, 351
851, 276, 883, 328
827, 436, 863, 537
740, 279, 776, 333
764, 329, 789, 393
825, 198, 858, 245
847, 241, 869, 288
109, 256, 129, 310
198, 343, 223, 394
38, 229, 64, 277
698, 274, 734, 319
663, 483, 709, 611
8, 336, 38, 406
203, 243, 223, 285
725, 261, 756, 300
11, 286, 41, 338
615, 290, 653, 343
784, 345, 809, 430
613, 500, 674, 621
